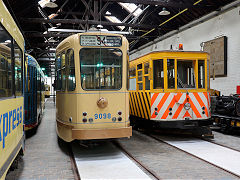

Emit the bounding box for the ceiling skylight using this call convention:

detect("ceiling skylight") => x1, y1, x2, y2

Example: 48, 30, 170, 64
119, 3, 142, 17
105, 11, 125, 30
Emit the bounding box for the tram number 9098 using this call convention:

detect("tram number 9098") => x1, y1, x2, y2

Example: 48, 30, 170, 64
94, 113, 111, 120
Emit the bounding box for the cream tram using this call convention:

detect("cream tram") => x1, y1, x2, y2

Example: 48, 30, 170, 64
55, 32, 132, 142
0, 1, 25, 179
129, 51, 212, 136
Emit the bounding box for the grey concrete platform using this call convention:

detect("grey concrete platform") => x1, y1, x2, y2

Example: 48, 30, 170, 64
6, 98, 75, 180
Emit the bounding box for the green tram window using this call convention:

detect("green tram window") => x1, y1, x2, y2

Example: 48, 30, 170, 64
177, 60, 196, 89
153, 60, 164, 89
167, 59, 175, 89
80, 48, 122, 90
67, 49, 76, 91
198, 60, 205, 89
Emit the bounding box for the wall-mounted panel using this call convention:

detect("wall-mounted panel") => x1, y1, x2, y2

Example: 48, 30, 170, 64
203, 36, 227, 77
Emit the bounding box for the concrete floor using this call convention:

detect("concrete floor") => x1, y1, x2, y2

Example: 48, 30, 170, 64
6, 98, 74, 180
117, 130, 239, 180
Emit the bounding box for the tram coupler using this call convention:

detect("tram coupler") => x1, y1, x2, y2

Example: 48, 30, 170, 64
192, 126, 214, 139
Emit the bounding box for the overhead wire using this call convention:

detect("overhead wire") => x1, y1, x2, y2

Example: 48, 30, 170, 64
130, 0, 203, 46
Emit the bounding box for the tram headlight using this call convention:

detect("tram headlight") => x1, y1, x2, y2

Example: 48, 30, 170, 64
184, 103, 191, 110
118, 117, 122, 121
83, 118, 87, 123
112, 117, 116, 122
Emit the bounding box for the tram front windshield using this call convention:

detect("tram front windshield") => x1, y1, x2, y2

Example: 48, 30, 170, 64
80, 48, 122, 90
177, 60, 196, 88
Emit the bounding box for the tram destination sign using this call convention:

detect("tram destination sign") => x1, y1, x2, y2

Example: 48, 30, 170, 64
80, 35, 122, 47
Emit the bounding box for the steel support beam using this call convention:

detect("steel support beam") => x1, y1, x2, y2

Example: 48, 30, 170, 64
22, 18, 157, 29
102, 0, 199, 8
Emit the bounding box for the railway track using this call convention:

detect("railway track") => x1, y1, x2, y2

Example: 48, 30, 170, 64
145, 133, 240, 178
70, 141, 153, 180
113, 141, 161, 180
68, 131, 240, 180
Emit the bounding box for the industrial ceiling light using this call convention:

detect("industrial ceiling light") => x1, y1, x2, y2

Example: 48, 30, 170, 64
158, 7, 170, 15
45, 0, 58, 8
39, 0, 58, 8
97, 24, 103, 29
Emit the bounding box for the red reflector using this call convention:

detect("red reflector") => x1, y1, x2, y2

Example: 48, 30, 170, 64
118, 111, 122, 115
83, 112, 87, 116
179, 44, 183, 50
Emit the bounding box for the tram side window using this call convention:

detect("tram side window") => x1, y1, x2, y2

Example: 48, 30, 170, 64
137, 64, 143, 91
14, 42, 23, 96
198, 60, 205, 88
167, 59, 175, 89
177, 60, 195, 88
144, 63, 150, 90
61, 53, 66, 91
153, 60, 164, 89
56, 55, 62, 90
67, 49, 75, 91
129, 67, 136, 91
0, 24, 12, 98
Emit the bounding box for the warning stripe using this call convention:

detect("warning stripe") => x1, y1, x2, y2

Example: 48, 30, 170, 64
132, 92, 140, 117
151, 93, 159, 106
129, 93, 133, 115
134, 92, 142, 118
151, 93, 170, 118
174, 93, 183, 102
188, 98, 202, 118
172, 104, 184, 119
139, 92, 148, 119
193, 93, 208, 117
161, 96, 177, 119
183, 111, 192, 118
143, 92, 151, 119
131, 93, 137, 116
203, 92, 210, 108
137, 92, 145, 119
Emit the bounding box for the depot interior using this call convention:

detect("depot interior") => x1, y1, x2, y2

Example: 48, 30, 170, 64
1, 0, 238, 96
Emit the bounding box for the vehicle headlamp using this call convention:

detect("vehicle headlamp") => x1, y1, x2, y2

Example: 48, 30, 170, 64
184, 102, 191, 110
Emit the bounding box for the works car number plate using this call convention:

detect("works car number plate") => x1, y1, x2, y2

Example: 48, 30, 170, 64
94, 113, 111, 120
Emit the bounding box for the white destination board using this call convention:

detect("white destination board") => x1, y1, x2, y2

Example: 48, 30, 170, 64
80, 35, 122, 47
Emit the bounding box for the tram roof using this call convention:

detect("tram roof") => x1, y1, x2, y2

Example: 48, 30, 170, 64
130, 50, 209, 62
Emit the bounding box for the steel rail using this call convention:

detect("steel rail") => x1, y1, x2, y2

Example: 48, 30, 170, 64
68, 143, 81, 180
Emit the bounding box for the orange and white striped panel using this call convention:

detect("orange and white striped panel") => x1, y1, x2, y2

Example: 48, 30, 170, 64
151, 92, 210, 121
